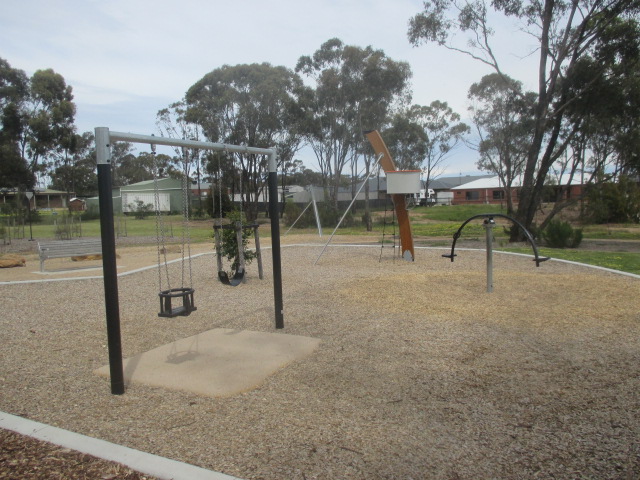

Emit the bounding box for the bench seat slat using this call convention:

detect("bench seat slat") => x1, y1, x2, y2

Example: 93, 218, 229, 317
38, 239, 103, 272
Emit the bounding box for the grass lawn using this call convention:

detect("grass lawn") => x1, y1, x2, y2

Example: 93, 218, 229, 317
411, 204, 509, 222
5, 215, 217, 243
498, 247, 640, 275
4, 205, 639, 275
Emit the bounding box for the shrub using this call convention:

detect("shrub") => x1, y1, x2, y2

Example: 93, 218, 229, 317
216, 210, 256, 275
81, 205, 101, 221
130, 200, 154, 220
542, 219, 583, 248
205, 186, 232, 219
320, 203, 355, 228
28, 210, 42, 224
584, 176, 640, 224
284, 201, 320, 229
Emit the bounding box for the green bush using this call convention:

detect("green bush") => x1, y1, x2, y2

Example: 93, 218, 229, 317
205, 186, 232, 219
29, 210, 42, 223
542, 219, 583, 248
81, 206, 101, 221
284, 201, 317, 228
321, 203, 355, 228
129, 200, 154, 220
216, 210, 256, 275
584, 176, 640, 224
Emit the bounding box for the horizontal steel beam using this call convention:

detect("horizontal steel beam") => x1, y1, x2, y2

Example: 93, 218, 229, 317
95, 127, 277, 171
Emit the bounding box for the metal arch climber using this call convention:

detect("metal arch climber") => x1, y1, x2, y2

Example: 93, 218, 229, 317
443, 213, 550, 292
94, 127, 284, 395
443, 213, 549, 266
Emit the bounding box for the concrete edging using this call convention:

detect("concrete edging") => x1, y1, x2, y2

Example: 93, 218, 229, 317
0, 411, 242, 480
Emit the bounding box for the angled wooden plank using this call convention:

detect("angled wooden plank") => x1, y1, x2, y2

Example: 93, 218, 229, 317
364, 130, 415, 261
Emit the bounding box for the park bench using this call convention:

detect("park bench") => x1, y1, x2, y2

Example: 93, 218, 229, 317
38, 239, 103, 272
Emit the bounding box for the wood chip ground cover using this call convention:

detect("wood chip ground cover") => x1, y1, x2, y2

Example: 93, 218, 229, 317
1, 243, 638, 479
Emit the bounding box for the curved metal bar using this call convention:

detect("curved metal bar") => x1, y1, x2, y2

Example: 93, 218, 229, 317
442, 213, 550, 266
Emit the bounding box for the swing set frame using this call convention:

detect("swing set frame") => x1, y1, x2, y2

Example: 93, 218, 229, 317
94, 127, 284, 395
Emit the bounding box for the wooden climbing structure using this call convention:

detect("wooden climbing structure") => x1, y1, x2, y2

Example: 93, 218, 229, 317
365, 130, 416, 261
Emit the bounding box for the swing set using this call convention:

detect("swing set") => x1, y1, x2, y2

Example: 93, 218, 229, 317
94, 128, 284, 395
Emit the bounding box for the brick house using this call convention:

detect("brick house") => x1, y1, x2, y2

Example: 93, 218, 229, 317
450, 174, 587, 205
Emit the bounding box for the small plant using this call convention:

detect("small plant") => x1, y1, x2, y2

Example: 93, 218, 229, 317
542, 219, 583, 248
130, 200, 154, 220
218, 210, 256, 274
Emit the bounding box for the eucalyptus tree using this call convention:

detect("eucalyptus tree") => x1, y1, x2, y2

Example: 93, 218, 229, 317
408, 0, 640, 238
49, 131, 98, 197
20, 68, 76, 188
108, 141, 135, 188
382, 111, 427, 171
157, 100, 205, 212
0, 60, 76, 190
296, 38, 412, 210
411, 101, 469, 190
562, 17, 640, 178
468, 74, 535, 213
0, 58, 31, 188
185, 63, 308, 220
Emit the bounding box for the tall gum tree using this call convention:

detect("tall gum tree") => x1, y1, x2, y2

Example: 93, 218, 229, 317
21, 68, 76, 188
185, 63, 307, 220
157, 100, 205, 213
384, 102, 469, 191
296, 38, 412, 213
408, 0, 640, 238
468, 73, 536, 214
0, 58, 31, 188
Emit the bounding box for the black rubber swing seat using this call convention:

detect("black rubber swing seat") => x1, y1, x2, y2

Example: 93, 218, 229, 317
158, 287, 197, 318
218, 268, 245, 287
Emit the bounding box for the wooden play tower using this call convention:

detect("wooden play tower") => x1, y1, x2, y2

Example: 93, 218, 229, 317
365, 130, 416, 261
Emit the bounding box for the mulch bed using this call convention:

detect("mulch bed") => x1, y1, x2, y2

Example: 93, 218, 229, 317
0, 429, 156, 479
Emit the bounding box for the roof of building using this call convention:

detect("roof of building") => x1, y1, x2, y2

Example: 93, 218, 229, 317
120, 178, 182, 190
427, 175, 494, 190
450, 173, 589, 190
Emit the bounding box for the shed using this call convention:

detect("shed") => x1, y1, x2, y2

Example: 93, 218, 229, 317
68, 198, 86, 212
120, 178, 184, 214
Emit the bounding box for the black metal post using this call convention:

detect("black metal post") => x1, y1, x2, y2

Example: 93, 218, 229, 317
97, 160, 125, 395
268, 170, 284, 329
27, 199, 33, 241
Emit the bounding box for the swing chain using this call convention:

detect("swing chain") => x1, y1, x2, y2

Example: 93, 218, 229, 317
180, 147, 193, 289
152, 141, 172, 292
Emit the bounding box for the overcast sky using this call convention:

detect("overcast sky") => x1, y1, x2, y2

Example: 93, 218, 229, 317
1, 0, 539, 176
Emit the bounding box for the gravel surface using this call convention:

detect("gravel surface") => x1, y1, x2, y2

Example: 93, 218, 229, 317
1, 240, 639, 479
